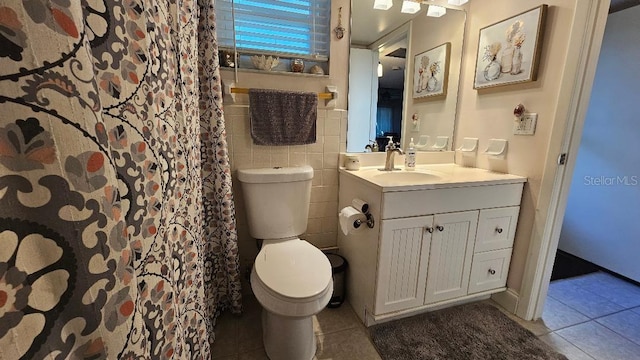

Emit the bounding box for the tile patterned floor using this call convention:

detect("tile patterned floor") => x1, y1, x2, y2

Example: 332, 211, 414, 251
212, 271, 640, 359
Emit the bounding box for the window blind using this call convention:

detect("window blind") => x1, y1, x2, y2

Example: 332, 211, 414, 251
216, 0, 331, 60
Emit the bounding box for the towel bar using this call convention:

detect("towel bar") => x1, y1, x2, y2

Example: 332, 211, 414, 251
229, 87, 334, 100
223, 82, 338, 108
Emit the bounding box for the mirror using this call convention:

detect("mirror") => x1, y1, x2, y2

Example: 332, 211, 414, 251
347, 2, 467, 153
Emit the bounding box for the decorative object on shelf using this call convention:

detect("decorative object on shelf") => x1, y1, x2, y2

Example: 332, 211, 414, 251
473, 5, 547, 89
309, 65, 325, 75
251, 55, 279, 71
334, 7, 346, 39
291, 58, 305, 73
219, 50, 236, 68
413, 42, 451, 99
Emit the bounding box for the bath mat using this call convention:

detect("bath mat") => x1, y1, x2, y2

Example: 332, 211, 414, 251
370, 302, 567, 360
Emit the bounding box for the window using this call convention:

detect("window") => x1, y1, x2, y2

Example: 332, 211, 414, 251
216, 0, 331, 60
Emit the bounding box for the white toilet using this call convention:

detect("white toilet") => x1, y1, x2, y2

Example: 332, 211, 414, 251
237, 166, 333, 360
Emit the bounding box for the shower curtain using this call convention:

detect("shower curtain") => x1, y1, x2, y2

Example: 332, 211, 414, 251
0, 0, 241, 358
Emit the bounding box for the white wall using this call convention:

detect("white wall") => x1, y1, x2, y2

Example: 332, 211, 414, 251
558, 5, 640, 283
455, 0, 579, 292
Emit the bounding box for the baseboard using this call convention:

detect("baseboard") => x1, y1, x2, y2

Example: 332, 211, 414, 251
491, 288, 519, 314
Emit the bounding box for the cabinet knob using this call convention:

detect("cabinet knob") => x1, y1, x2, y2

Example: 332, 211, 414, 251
436, 225, 444, 232
495, 227, 503, 234
488, 269, 496, 275
425, 227, 434, 234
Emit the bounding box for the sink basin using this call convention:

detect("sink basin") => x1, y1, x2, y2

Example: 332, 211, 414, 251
369, 170, 445, 185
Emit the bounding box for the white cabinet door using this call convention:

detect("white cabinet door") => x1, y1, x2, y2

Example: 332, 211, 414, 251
374, 216, 433, 314
425, 211, 478, 304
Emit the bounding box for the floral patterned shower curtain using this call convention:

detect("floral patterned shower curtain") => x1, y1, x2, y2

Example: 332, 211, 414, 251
0, 0, 241, 358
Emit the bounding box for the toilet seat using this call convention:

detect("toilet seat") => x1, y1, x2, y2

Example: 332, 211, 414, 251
251, 239, 333, 317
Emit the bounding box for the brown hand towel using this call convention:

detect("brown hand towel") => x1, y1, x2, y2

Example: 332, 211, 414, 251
249, 89, 317, 146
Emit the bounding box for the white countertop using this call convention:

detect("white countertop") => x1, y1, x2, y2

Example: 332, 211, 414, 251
339, 164, 527, 192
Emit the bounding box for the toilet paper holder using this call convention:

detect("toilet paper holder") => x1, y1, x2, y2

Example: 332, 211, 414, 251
354, 213, 375, 230
352, 198, 375, 229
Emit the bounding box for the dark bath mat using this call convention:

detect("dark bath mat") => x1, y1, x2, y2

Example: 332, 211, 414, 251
370, 302, 567, 360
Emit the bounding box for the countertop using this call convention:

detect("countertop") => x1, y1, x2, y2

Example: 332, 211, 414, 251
339, 164, 527, 192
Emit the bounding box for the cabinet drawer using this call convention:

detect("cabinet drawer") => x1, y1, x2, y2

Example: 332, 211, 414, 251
468, 249, 512, 294
474, 207, 519, 253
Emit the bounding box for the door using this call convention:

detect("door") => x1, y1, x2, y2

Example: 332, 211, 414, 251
375, 216, 433, 314
425, 211, 478, 304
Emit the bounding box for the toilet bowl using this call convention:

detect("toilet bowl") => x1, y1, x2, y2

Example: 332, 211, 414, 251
251, 238, 332, 360
237, 166, 333, 360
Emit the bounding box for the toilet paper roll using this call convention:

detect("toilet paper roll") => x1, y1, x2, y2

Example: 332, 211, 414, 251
351, 198, 369, 214
339, 206, 367, 235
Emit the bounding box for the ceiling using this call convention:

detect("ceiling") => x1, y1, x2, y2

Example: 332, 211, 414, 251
351, 0, 464, 47
351, 0, 639, 47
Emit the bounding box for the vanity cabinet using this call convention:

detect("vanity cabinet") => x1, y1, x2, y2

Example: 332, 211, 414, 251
375, 212, 479, 314
337, 165, 526, 326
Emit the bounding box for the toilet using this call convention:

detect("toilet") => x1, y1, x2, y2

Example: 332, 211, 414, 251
237, 166, 333, 360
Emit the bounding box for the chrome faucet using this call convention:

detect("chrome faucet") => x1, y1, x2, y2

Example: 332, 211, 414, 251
382, 136, 404, 171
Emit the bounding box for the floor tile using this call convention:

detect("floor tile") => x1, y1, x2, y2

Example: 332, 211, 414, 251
316, 327, 382, 360
578, 273, 640, 308
563, 272, 612, 287
313, 302, 361, 335
538, 333, 595, 360
238, 348, 268, 360
547, 283, 624, 319
214, 355, 239, 360
556, 321, 640, 360
549, 277, 582, 298
595, 310, 640, 346
541, 297, 590, 331
211, 312, 240, 359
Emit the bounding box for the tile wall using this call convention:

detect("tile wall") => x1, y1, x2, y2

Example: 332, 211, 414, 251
224, 105, 348, 278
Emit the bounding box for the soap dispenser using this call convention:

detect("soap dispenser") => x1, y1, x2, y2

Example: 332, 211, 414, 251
405, 138, 416, 171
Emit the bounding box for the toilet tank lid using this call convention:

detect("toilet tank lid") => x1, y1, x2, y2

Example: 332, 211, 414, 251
237, 165, 313, 183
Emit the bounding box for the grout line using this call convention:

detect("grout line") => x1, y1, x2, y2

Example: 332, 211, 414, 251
551, 328, 598, 360
593, 316, 640, 348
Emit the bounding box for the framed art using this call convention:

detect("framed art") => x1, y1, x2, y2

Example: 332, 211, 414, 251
473, 5, 547, 89
413, 42, 451, 99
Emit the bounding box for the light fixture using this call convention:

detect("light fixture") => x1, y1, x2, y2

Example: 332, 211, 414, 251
377, 62, 383, 77
426, 5, 446, 17
373, 0, 393, 10
401, 0, 421, 14
447, 0, 469, 5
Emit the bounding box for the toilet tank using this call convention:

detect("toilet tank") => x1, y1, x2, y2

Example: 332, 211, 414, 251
237, 166, 313, 239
